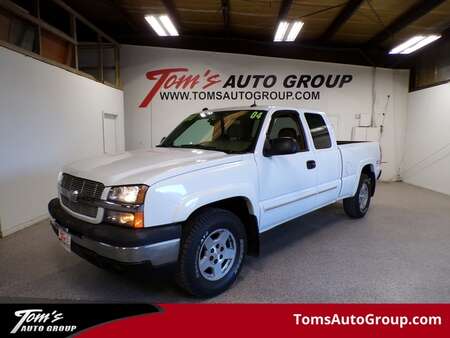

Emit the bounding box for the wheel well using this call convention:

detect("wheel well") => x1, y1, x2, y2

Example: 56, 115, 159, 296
188, 197, 260, 256
361, 164, 376, 196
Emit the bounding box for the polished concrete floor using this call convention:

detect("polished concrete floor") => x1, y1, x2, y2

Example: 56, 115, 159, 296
1, 182, 450, 303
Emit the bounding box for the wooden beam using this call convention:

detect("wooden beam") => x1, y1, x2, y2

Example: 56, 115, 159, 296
114, 45, 120, 88
50, 0, 118, 44
35, 0, 42, 54
366, 0, 446, 46
320, 0, 364, 41
70, 14, 78, 69
78, 41, 115, 48
108, 0, 142, 33
119, 33, 385, 67
98, 35, 104, 83
161, 0, 182, 32
277, 0, 293, 21
221, 0, 230, 31
0, 0, 77, 45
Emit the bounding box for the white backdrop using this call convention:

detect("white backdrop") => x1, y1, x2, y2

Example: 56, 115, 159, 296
401, 82, 450, 195
0, 47, 125, 236
121, 45, 409, 181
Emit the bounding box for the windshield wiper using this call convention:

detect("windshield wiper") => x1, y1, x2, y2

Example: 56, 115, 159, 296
160, 144, 243, 154
173, 144, 225, 152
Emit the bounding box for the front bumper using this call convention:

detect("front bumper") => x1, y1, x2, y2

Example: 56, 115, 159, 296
48, 198, 181, 266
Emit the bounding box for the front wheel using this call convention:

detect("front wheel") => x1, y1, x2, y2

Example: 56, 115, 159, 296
176, 208, 246, 298
343, 173, 372, 218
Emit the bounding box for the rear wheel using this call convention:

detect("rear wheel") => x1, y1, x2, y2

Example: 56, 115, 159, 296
343, 173, 372, 218
176, 208, 246, 298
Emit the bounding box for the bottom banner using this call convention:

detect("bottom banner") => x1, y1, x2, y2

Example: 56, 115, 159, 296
77, 304, 448, 338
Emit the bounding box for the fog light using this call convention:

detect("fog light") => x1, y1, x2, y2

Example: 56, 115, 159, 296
105, 211, 134, 227
105, 210, 144, 228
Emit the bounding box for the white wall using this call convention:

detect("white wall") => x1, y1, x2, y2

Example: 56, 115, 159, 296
400, 82, 450, 195
0, 47, 125, 236
121, 45, 409, 182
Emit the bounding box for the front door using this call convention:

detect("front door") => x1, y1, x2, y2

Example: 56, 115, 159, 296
256, 110, 318, 231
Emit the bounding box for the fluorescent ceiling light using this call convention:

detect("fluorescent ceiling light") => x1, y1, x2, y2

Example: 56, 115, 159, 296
274, 21, 289, 41
389, 36, 424, 54
159, 15, 179, 36
401, 35, 441, 54
145, 15, 178, 37
285, 21, 304, 42
145, 15, 167, 36
389, 35, 441, 54
274, 21, 304, 42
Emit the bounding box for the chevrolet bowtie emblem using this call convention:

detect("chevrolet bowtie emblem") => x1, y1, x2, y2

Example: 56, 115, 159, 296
69, 190, 79, 203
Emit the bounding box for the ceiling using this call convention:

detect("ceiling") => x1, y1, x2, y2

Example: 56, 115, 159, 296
65, 0, 450, 67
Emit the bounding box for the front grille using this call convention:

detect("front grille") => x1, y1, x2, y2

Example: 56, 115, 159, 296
60, 173, 105, 218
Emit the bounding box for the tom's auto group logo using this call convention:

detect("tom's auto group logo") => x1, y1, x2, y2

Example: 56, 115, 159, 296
138, 67, 354, 106
10, 309, 76, 334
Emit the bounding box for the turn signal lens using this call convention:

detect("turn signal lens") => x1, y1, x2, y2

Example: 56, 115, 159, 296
133, 212, 144, 228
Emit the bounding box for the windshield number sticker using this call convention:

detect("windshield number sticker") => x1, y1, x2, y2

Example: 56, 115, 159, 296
250, 111, 263, 120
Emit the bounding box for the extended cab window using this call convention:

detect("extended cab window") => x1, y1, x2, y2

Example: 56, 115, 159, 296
304, 113, 332, 149
160, 110, 266, 153
268, 111, 308, 152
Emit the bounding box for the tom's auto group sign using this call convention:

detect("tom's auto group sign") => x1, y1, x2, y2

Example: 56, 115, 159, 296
139, 67, 354, 107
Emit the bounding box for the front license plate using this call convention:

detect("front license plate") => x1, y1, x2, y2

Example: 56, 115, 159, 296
58, 228, 71, 252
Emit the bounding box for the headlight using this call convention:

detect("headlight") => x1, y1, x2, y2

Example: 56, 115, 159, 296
108, 185, 148, 204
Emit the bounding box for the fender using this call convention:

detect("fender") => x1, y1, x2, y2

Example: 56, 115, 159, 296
174, 186, 258, 223
144, 155, 259, 227
351, 161, 376, 196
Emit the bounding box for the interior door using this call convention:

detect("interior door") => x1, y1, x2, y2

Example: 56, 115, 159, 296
256, 110, 318, 231
103, 112, 118, 154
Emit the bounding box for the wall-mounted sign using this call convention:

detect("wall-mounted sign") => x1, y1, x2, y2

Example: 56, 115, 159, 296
138, 67, 354, 107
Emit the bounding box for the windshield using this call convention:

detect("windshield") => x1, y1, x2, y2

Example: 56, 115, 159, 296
159, 110, 267, 153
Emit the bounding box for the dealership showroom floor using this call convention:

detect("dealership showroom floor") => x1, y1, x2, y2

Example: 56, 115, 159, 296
1, 1, 450, 304
1, 182, 450, 303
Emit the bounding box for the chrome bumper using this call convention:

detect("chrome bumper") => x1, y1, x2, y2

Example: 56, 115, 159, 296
51, 219, 180, 266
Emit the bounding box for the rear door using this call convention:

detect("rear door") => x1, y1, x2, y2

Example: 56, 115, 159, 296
256, 110, 318, 231
303, 112, 342, 206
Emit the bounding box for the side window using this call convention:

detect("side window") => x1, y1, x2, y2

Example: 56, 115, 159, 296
268, 111, 308, 152
304, 113, 332, 149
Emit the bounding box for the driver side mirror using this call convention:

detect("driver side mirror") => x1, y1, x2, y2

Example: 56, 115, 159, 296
263, 137, 299, 157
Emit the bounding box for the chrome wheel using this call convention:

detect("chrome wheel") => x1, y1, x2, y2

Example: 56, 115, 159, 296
359, 182, 369, 212
197, 228, 237, 281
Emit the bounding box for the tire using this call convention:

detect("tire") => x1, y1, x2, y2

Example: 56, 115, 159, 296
176, 208, 246, 298
343, 173, 372, 218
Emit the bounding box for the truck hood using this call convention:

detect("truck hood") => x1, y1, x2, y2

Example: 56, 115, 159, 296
63, 147, 241, 186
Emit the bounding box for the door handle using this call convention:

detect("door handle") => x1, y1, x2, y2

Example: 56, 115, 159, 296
306, 160, 316, 170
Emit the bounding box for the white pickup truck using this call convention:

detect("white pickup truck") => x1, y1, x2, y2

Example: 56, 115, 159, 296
49, 105, 381, 297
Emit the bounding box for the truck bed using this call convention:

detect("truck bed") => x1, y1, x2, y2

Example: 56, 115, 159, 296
336, 140, 381, 198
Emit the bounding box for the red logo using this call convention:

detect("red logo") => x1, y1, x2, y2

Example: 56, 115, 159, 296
139, 68, 221, 107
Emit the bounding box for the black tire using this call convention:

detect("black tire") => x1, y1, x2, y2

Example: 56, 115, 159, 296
343, 173, 372, 218
176, 208, 246, 298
